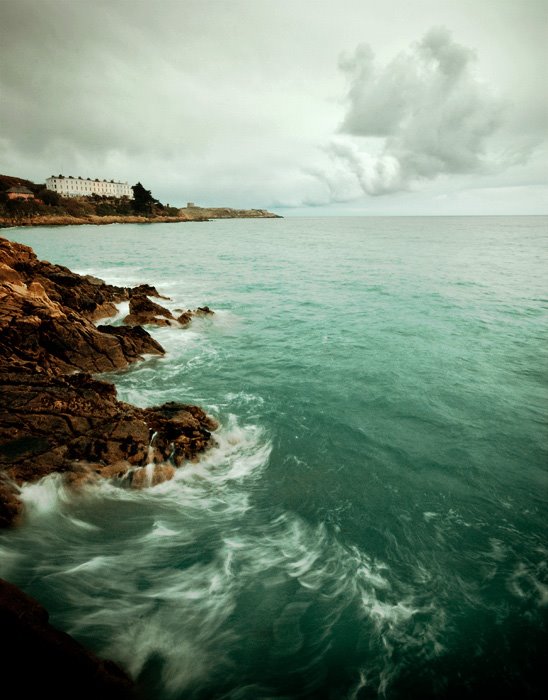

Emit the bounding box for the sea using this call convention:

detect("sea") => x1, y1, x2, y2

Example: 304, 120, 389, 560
1, 216, 547, 699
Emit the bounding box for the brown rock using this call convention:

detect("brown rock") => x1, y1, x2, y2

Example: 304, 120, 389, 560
0, 280, 163, 375
96, 325, 165, 360
0, 578, 137, 700
0, 479, 22, 528
129, 463, 177, 488
130, 283, 168, 299
0, 238, 129, 322
123, 293, 176, 327
176, 310, 193, 326
176, 306, 214, 327
0, 366, 216, 523
0, 261, 23, 284
195, 305, 214, 316
0, 237, 217, 526
0, 235, 221, 695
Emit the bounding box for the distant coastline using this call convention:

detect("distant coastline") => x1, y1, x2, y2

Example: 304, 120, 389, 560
0, 209, 281, 229
0, 173, 281, 228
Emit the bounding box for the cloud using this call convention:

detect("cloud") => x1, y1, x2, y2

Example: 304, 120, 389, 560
317, 27, 505, 197
1, 3, 545, 213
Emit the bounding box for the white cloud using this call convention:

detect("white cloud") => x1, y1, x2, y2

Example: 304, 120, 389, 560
0, 2, 546, 213
315, 28, 505, 198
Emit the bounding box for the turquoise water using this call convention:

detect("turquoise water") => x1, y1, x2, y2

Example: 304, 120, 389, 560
1, 216, 547, 698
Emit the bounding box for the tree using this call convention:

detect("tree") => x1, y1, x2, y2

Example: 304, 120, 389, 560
37, 188, 60, 206
131, 182, 161, 215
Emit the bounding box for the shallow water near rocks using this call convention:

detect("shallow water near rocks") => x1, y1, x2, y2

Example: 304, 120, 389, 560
1, 216, 547, 698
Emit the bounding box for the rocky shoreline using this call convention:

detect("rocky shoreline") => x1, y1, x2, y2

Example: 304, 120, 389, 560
0, 235, 223, 695
0, 235, 219, 525
0, 208, 281, 228
0, 577, 137, 699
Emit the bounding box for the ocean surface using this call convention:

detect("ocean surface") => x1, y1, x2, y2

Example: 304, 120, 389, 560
1, 216, 547, 699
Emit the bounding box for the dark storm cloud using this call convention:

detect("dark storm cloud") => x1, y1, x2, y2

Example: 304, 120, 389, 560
0, 1, 187, 160
1, 0, 546, 212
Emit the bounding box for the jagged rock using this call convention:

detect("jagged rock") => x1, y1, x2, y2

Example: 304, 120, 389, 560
0, 236, 220, 694
130, 283, 167, 299
96, 325, 165, 360
128, 463, 177, 488
0, 366, 216, 500
0, 280, 163, 374
0, 479, 22, 528
176, 306, 215, 326
195, 305, 214, 316
141, 401, 219, 466
176, 310, 193, 326
0, 238, 128, 321
0, 236, 218, 526
0, 578, 137, 700
123, 293, 176, 327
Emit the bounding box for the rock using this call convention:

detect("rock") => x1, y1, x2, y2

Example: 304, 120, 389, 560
0, 479, 22, 528
195, 305, 214, 316
96, 325, 165, 360
144, 400, 219, 432
141, 401, 218, 466
0, 281, 163, 374
176, 306, 214, 327
0, 235, 220, 694
0, 578, 137, 699
0, 261, 23, 284
123, 293, 176, 327
176, 310, 193, 326
130, 283, 168, 299
0, 235, 218, 526
128, 463, 177, 488
0, 365, 216, 520
0, 238, 129, 322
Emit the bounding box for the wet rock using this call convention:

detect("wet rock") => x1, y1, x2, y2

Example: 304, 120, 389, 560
130, 283, 168, 299
96, 325, 165, 361
0, 366, 216, 520
195, 305, 214, 316
0, 578, 137, 700
0, 479, 22, 528
176, 306, 214, 327
128, 463, 177, 488
176, 310, 193, 326
141, 401, 219, 466
0, 235, 219, 694
123, 293, 176, 327
0, 238, 128, 322
0, 281, 163, 374
0, 236, 218, 526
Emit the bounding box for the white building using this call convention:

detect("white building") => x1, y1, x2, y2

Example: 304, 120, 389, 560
45, 175, 133, 198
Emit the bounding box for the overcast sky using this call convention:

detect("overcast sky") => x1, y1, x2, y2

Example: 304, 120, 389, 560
1, 0, 546, 214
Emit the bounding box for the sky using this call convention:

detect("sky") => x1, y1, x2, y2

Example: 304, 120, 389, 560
1, 0, 547, 215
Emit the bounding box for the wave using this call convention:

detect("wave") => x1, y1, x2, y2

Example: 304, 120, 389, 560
0, 404, 444, 698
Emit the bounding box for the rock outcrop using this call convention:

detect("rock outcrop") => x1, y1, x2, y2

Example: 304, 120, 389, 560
0, 236, 219, 697
0, 237, 217, 526
0, 279, 164, 374
0, 365, 216, 501
124, 291, 176, 327
178, 205, 282, 219
0, 578, 137, 699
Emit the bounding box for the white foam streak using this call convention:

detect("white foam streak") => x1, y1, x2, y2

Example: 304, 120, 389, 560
19, 473, 72, 516
96, 300, 130, 326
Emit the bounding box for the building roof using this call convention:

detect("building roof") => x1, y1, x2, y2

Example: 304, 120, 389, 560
6, 186, 33, 194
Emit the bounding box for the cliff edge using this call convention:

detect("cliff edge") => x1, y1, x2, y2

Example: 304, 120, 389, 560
0, 236, 218, 526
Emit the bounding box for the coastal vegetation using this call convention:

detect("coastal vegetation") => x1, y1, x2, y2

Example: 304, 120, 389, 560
0, 174, 280, 227
0, 174, 182, 227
